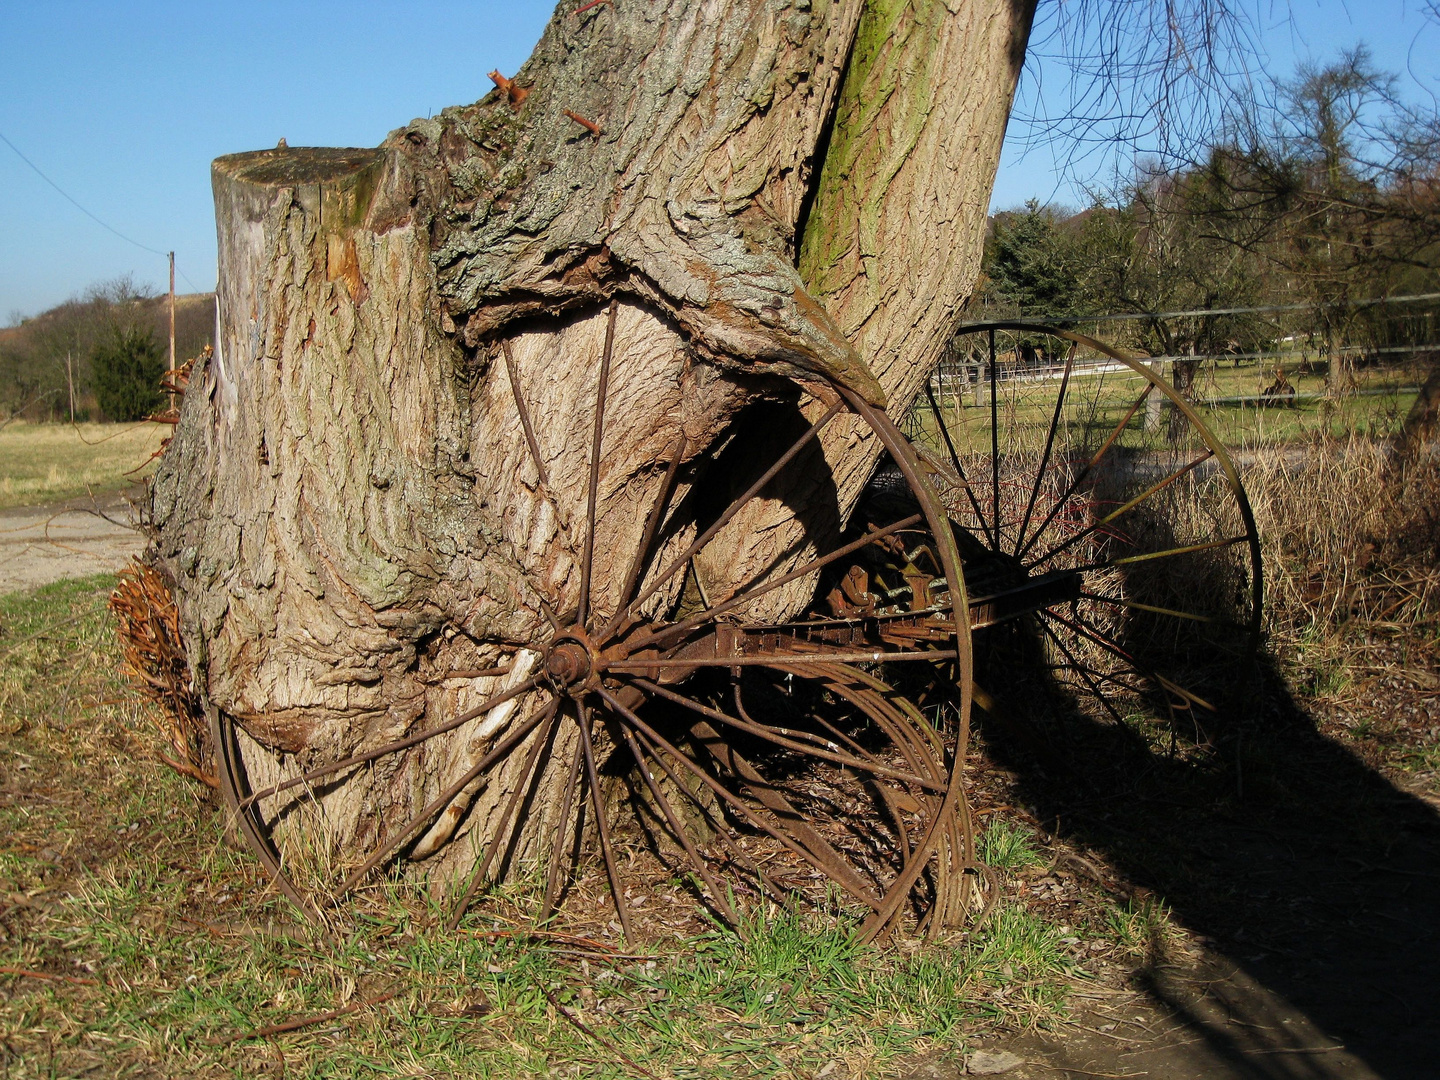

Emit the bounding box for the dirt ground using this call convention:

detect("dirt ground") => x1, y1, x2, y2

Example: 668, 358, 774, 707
0, 492, 146, 594
909, 650, 1440, 1080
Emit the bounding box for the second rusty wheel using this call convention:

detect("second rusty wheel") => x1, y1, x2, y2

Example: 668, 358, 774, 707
913, 322, 1263, 743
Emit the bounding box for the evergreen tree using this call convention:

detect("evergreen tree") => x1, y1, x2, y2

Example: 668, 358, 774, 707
91, 324, 164, 422
985, 199, 1083, 317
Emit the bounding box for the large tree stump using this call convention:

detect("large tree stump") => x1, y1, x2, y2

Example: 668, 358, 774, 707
150, 0, 1034, 908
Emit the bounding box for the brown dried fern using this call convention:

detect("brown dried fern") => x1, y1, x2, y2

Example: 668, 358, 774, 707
109, 559, 215, 788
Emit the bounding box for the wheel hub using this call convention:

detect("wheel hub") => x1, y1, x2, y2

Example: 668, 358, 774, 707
545, 635, 594, 691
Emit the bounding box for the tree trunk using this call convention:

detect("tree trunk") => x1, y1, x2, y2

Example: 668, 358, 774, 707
150, 0, 1034, 894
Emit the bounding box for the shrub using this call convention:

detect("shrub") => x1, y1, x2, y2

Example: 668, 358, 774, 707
91, 324, 164, 421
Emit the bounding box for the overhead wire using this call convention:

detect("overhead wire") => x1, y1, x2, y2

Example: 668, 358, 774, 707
0, 129, 206, 294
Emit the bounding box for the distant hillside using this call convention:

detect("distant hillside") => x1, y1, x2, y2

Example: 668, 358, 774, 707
1, 288, 215, 422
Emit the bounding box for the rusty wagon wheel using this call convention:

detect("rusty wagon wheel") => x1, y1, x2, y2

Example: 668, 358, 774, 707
214, 303, 982, 944
911, 322, 1263, 745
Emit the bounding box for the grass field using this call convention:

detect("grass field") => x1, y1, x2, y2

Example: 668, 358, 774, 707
0, 577, 1131, 1078
0, 422, 169, 510
911, 357, 1422, 454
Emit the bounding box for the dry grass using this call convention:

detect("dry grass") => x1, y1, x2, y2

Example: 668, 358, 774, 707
1234, 439, 1440, 768
1243, 440, 1439, 651
0, 421, 168, 510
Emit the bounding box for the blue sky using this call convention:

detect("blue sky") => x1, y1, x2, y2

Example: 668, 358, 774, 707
2, 1, 1437, 320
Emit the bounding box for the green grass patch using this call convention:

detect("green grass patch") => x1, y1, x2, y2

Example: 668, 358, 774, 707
0, 577, 1079, 1078
978, 819, 1045, 873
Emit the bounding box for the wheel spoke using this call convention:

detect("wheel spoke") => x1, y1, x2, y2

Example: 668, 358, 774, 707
1078, 591, 1227, 626
1014, 343, 1075, 557
621, 398, 845, 621
1014, 381, 1155, 564
617, 722, 739, 925
1025, 450, 1215, 571
337, 702, 555, 896
579, 300, 618, 627
431, 664, 513, 681
924, 381, 993, 547
595, 686, 882, 909
1036, 617, 1132, 729
1075, 535, 1249, 572
540, 714, 586, 921
240, 676, 542, 809
578, 699, 633, 941
1043, 608, 1215, 713
603, 434, 688, 637
503, 341, 551, 488
627, 676, 944, 792
446, 703, 563, 929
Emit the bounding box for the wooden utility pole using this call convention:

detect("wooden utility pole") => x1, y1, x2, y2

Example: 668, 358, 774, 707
167, 252, 176, 413
66, 350, 74, 423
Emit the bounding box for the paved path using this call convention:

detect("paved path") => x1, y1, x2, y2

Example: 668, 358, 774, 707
0, 494, 146, 594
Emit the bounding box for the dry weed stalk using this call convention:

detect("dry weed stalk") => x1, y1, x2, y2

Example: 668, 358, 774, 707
109, 559, 215, 788
1243, 437, 1440, 652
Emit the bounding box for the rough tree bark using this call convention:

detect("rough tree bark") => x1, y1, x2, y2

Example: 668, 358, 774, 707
150, 0, 1035, 893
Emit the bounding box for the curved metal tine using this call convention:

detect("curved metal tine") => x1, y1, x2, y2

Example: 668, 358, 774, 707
617, 724, 739, 926
1036, 616, 1140, 730
540, 715, 586, 921
1025, 450, 1216, 571
924, 381, 993, 547
806, 690, 905, 767
599, 434, 688, 640
1015, 381, 1156, 564
1014, 342, 1076, 557
816, 666, 947, 775
445, 704, 563, 931
1045, 607, 1214, 712
733, 673, 884, 766
579, 300, 619, 627
240, 677, 543, 809
989, 329, 1001, 549
623, 512, 923, 654
619, 399, 846, 622
337, 702, 555, 897
576, 700, 633, 941
607, 649, 958, 673
668, 711, 882, 906
628, 726, 789, 911
213, 709, 320, 921
596, 686, 883, 910
628, 676, 942, 792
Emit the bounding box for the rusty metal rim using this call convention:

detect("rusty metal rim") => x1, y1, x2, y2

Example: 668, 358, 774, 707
946, 320, 1264, 658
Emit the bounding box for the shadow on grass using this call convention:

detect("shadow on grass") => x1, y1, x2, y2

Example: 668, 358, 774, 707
976, 649, 1440, 1079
